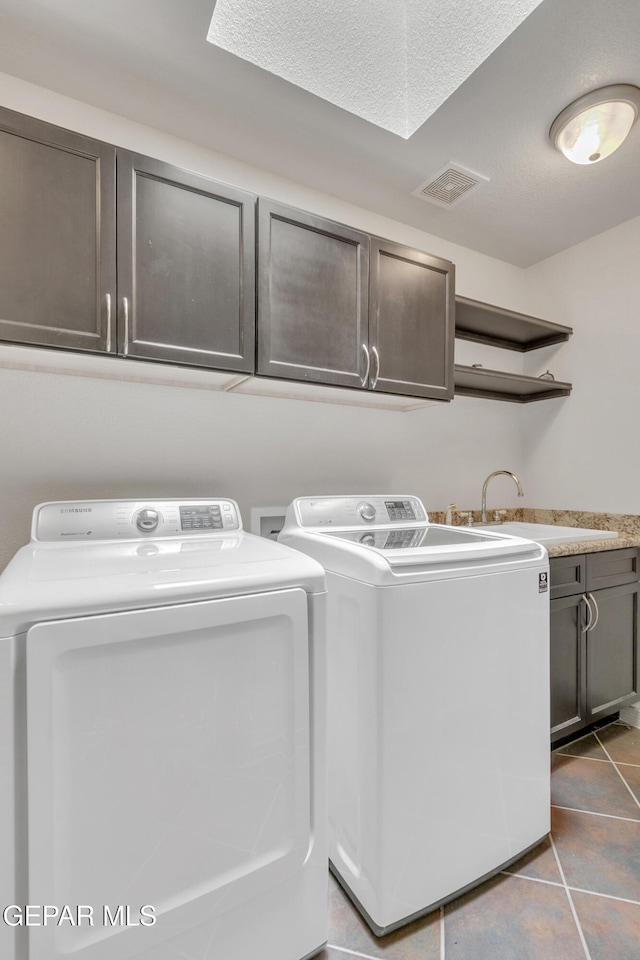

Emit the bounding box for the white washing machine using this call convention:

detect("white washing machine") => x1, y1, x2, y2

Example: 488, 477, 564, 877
0, 498, 327, 960
280, 495, 550, 935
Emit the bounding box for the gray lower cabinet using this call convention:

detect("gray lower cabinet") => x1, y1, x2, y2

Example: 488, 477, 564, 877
550, 549, 640, 742
0, 106, 116, 353
587, 581, 639, 719
117, 152, 255, 371
550, 593, 586, 738
257, 199, 454, 399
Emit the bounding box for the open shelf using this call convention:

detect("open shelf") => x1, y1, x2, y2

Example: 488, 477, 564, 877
455, 296, 573, 352
454, 365, 572, 403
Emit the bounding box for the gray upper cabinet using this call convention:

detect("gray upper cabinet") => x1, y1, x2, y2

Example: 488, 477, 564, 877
117, 152, 255, 372
369, 238, 454, 400
257, 200, 454, 400
0, 105, 455, 401
257, 199, 369, 388
0, 106, 116, 353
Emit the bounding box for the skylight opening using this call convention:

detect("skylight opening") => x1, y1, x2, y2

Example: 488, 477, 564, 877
207, 0, 544, 139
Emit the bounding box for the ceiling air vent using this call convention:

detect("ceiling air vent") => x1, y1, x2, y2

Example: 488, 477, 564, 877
412, 162, 489, 208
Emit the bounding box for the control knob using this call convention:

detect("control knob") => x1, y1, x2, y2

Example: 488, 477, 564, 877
357, 502, 376, 522
136, 508, 160, 532
359, 533, 376, 546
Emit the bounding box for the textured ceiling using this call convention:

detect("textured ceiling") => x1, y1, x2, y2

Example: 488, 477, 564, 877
208, 0, 543, 138
0, 0, 639, 266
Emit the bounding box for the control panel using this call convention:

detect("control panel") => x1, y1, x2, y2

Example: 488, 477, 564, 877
295, 496, 427, 529
32, 499, 242, 541
384, 500, 418, 522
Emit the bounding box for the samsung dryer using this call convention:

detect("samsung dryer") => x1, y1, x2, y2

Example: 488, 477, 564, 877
280, 495, 550, 935
0, 498, 327, 960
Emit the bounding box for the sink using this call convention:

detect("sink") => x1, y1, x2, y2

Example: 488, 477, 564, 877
479, 521, 619, 546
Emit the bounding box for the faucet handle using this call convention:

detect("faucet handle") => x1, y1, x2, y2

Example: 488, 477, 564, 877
457, 511, 474, 526
493, 509, 508, 523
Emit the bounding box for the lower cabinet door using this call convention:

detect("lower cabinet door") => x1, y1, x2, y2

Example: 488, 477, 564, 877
587, 582, 639, 720
550, 594, 587, 742
25, 590, 311, 960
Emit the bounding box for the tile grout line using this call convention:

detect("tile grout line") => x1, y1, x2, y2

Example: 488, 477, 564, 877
594, 731, 640, 810
555, 750, 640, 769
610, 761, 640, 808
502, 867, 640, 907
501, 869, 565, 888
440, 905, 445, 960
555, 753, 610, 764
566, 885, 640, 907
552, 803, 640, 823
326, 944, 384, 960
549, 834, 593, 960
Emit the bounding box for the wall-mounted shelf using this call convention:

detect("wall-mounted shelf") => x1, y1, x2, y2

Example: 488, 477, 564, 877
455, 296, 573, 352
454, 365, 572, 403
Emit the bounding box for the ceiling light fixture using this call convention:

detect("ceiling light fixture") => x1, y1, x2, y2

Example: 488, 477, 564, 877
549, 83, 640, 165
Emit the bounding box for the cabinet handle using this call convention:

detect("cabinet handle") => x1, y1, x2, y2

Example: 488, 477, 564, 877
361, 344, 370, 386
105, 293, 112, 353
122, 297, 130, 357
586, 592, 600, 632
371, 345, 380, 389
581, 594, 592, 633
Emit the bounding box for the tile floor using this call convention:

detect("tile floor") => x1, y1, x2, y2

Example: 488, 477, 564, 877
318, 720, 640, 960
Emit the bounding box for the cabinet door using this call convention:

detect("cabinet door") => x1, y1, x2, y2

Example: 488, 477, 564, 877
587, 583, 639, 720
257, 199, 369, 387
550, 594, 588, 742
0, 107, 115, 353
369, 238, 454, 400
117, 151, 255, 371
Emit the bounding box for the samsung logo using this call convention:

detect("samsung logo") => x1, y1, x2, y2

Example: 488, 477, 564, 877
60, 508, 92, 514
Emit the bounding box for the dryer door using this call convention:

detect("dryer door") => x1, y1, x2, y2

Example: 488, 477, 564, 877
26, 588, 312, 960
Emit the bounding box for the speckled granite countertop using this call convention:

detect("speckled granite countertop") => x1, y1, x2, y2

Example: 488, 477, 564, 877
427, 507, 640, 558
544, 536, 640, 558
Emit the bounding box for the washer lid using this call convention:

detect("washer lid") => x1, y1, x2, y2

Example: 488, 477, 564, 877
0, 531, 325, 637
281, 525, 545, 585
319, 523, 542, 565
323, 525, 501, 550
280, 495, 546, 584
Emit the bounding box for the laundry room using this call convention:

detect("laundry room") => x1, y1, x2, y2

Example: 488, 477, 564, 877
1, 1, 640, 959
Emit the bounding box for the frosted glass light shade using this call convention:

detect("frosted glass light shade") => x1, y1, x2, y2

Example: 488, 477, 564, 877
549, 84, 640, 165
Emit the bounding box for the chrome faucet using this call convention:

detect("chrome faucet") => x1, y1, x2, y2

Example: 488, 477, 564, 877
481, 470, 524, 523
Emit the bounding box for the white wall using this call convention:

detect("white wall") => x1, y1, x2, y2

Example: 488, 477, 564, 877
0, 74, 549, 570
519, 214, 640, 513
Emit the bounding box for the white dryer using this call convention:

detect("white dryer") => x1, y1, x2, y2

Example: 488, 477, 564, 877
280, 495, 550, 935
0, 498, 327, 960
